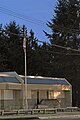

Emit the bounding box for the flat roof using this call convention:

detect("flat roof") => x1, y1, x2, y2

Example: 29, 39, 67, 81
0, 76, 20, 83
22, 77, 70, 85
0, 72, 22, 83
0, 72, 70, 85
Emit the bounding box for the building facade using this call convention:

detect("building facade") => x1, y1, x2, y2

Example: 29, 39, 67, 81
22, 76, 72, 109
0, 72, 72, 110
0, 72, 24, 110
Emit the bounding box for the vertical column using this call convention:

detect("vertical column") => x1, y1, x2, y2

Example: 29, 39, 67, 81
47, 91, 49, 99
1, 90, 4, 110
37, 90, 39, 105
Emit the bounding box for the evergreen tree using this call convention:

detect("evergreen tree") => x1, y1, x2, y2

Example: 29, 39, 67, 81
44, 0, 80, 49
28, 29, 38, 50
44, 0, 80, 107
27, 29, 40, 75
0, 24, 10, 71
4, 21, 24, 74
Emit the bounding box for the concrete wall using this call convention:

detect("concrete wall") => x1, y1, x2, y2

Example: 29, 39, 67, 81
0, 82, 72, 109
0, 83, 24, 110
27, 84, 72, 108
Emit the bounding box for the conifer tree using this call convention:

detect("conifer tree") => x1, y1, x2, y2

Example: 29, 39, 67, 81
44, 0, 80, 49
4, 21, 24, 74
44, 0, 80, 107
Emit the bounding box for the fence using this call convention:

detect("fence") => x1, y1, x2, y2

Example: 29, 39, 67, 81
0, 107, 80, 116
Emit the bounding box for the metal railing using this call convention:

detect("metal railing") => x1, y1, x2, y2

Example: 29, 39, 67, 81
0, 107, 80, 116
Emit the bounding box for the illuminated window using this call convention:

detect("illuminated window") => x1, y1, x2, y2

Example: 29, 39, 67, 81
49, 91, 62, 99
54, 92, 61, 99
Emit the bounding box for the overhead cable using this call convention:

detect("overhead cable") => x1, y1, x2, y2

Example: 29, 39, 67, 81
0, 6, 46, 27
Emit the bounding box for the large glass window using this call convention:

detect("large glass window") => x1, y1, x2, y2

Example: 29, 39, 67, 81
49, 91, 64, 99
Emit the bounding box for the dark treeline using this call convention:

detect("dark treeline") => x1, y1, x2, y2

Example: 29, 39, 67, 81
0, 0, 80, 107
0, 20, 80, 107
44, 0, 80, 107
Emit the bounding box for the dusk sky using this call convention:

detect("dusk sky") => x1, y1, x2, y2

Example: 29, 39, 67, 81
0, 0, 57, 42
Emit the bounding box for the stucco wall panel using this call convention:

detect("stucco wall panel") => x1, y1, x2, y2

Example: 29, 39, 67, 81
28, 84, 63, 91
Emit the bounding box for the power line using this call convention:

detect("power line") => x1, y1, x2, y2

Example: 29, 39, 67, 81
1, 29, 80, 56
3, 29, 80, 54
36, 47, 80, 56
0, 6, 46, 27
0, 6, 80, 34
0, 4, 80, 33
0, 5, 79, 54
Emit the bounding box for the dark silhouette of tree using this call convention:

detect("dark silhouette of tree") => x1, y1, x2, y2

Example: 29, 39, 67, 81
44, 0, 80, 49
0, 24, 10, 71
44, 0, 80, 107
4, 21, 24, 74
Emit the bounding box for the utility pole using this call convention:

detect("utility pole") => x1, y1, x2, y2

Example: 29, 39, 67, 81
23, 25, 28, 109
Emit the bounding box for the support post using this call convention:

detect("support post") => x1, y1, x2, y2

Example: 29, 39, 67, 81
23, 25, 28, 109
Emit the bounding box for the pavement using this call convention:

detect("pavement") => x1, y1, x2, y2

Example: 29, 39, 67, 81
0, 112, 80, 119
39, 112, 80, 119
